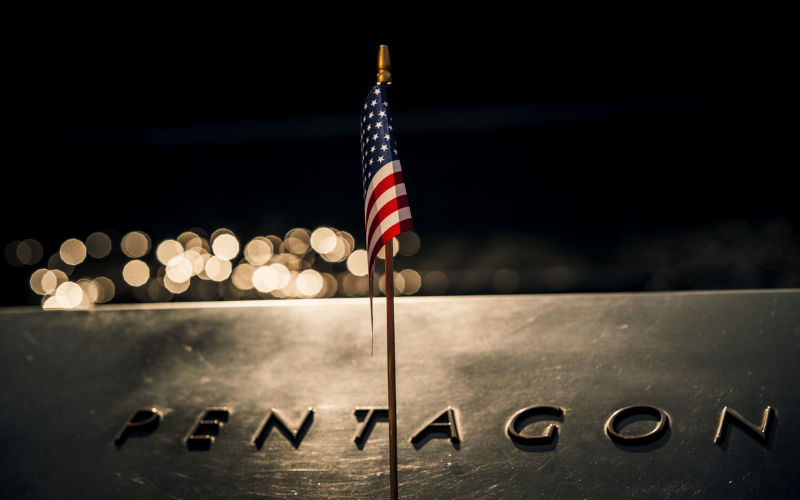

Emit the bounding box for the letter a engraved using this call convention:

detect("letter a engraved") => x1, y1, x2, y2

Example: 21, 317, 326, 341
114, 407, 162, 446
353, 407, 389, 448
714, 406, 775, 446
185, 407, 230, 451
410, 406, 460, 447
252, 408, 314, 450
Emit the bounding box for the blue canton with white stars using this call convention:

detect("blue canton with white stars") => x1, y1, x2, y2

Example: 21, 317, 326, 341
360, 82, 399, 200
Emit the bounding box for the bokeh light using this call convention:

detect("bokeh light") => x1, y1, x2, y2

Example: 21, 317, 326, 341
123, 260, 150, 287
399, 269, 422, 295
346, 249, 369, 277
211, 232, 240, 261
77, 278, 98, 307
397, 231, 421, 257
29, 269, 50, 295
40, 269, 68, 295
59, 238, 87, 266
341, 272, 369, 297
47, 253, 74, 276
7, 240, 44, 267
310, 227, 337, 254
55, 281, 83, 309
121, 231, 151, 258
205, 256, 232, 282
320, 272, 338, 298
284, 228, 311, 255
378, 271, 405, 295
93, 277, 115, 303
156, 239, 183, 265
296, 269, 323, 297
252, 265, 280, 293
86, 232, 112, 259
147, 279, 173, 302
231, 263, 256, 290
166, 255, 193, 283
9, 222, 428, 308
377, 237, 399, 260
163, 275, 191, 294
244, 237, 273, 266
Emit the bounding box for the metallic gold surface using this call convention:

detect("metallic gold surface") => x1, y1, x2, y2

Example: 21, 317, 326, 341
1, 291, 799, 497
377, 45, 392, 83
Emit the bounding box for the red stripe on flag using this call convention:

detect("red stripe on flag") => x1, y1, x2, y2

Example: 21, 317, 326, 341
366, 195, 410, 244
364, 171, 405, 224
368, 218, 415, 269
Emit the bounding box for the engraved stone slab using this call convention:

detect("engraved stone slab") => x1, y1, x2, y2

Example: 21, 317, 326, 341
1, 291, 799, 498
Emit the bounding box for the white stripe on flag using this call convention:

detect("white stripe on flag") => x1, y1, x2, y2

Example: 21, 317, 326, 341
365, 183, 407, 235
364, 160, 402, 206
368, 207, 413, 254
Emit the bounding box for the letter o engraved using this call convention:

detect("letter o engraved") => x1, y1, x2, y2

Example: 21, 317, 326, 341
506, 406, 564, 445
605, 405, 670, 445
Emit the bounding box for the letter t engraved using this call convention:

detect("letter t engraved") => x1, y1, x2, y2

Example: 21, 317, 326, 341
353, 406, 389, 448
714, 405, 775, 446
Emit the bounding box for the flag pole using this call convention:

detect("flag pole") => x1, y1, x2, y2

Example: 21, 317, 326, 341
377, 44, 399, 500
385, 239, 398, 500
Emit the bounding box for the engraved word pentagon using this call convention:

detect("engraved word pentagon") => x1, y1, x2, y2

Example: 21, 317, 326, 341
114, 403, 776, 451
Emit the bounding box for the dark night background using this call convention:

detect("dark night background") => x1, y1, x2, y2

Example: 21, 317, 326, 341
2, 12, 797, 306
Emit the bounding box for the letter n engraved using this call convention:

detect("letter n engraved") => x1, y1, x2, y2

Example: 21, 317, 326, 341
252, 408, 314, 450
186, 407, 230, 451
410, 406, 460, 448
714, 406, 775, 446
353, 407, 389, 448
114, 407, 162, 446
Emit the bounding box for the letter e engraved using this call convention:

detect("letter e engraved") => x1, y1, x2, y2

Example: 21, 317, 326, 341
714, 406, 775, 446
353, 407, 389, 448
605, 405, 670, 445
186, 407, 230, 451
114, 407, 162, 446
252, 408, 314, 450
410, 406, 460, 447
506, 406, 565, 445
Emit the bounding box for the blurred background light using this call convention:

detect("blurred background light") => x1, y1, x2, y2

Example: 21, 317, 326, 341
346, 249, 369, 277
55, 281, 83, 309
211, 232, 239, 261
377, 238, 399, 260
121, 231, 151, 258
122, 259, 149, 287
93, 277, 115, 303
59, 238, 87, 266
156, 239, 183, 266
244, 237, 273, 266
252, 265, 280, 293
284, 228, 310, 255
205, 256, 232, 282
296, 269, 323, 297
85, 232, 112, 259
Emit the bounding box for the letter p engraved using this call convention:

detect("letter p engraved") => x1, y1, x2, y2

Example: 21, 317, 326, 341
114, 407, 162, 447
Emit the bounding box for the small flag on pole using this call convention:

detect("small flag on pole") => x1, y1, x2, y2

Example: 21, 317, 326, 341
360, 83, 413, 299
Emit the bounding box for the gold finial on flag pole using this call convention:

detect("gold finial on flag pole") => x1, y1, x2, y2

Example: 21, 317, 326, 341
377, 45, 392, 83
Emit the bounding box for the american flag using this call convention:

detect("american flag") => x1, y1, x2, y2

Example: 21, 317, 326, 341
360, 82, 413, 288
